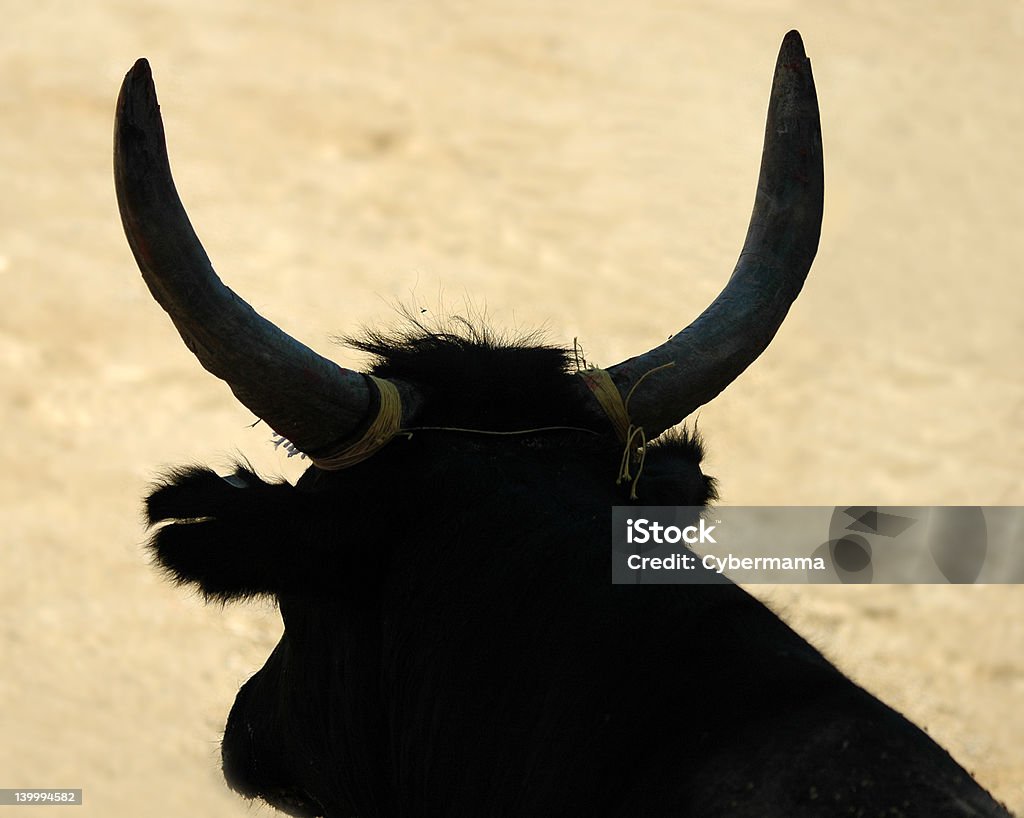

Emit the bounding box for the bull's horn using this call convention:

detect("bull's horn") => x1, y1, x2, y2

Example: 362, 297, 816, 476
114, 59, 374, 455
604, 30, 823, 438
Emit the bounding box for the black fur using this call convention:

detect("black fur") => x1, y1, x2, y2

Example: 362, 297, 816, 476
347, 317, 599, 430
146, 322, 1011, 818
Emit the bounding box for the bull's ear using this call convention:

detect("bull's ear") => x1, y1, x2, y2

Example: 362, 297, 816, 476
146, 465, 296, 601
146, 464, 375, 601
635, 429, 718, 506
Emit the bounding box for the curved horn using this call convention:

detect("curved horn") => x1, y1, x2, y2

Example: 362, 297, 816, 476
114, 59, 372, 455
605, 30, 823, 439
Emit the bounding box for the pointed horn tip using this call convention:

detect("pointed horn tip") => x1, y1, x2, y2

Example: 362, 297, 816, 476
120, 58, 155, 98
129, 57, 152, 78
779, 30, 808, 64
116, 58, 159, 127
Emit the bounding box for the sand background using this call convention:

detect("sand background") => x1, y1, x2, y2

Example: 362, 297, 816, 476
2, 1, 1022, 814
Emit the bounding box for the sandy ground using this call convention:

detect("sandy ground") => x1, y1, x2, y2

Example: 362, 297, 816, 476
2, 1, 1022, 815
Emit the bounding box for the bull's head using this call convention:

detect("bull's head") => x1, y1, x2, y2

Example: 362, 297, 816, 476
117, 31, 830, 818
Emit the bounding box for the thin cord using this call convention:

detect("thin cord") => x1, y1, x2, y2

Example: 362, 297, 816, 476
578, 363, 675, 499
403, 425, 599, 437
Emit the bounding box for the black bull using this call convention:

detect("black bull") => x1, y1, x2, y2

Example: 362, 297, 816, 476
115, 32, 1013, 818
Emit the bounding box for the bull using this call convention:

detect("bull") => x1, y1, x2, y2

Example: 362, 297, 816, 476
115, 31, 1012, 817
